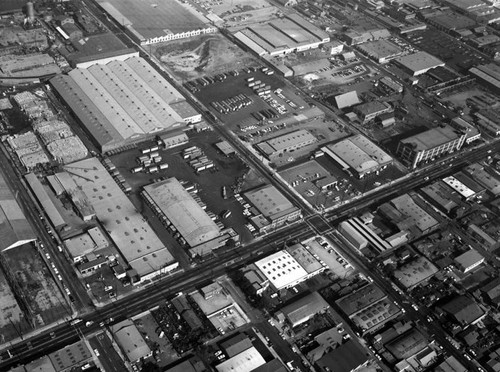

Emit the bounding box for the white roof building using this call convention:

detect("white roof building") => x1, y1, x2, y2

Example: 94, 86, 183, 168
442, 176, 476, 199
254, 250, 309, 291
322, 134, 393, 177
142, 178, 220, 248
216, 346, 266, 372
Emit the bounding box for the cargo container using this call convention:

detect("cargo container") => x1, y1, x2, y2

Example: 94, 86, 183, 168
247, 82, 255, 88
152, 156, 162, 163
141, 147, 151, 154
131, 166, 143, 173
159, 163, 169, 170
246, 77, 255, 82
149, 151, 159, 158
148, 166, 159, 173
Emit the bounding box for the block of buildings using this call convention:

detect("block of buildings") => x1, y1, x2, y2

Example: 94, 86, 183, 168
244, 184, 302, 233
322, 134, 393, 178
48, 340, 92, 371
395, 126, 466, 168
394, 255, 439, 288
449, 117, 481, 144
385, 328, 427, 361
465, 163, 500, 195
336, 283, 400, 333
64, 158, 178, 281
470, 63, 500, 92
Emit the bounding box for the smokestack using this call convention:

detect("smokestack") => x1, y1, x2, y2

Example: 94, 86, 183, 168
26, 2, 35, 22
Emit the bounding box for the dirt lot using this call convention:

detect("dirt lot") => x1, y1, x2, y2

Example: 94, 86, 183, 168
153, 34, 260, 81
2, 244, 69, 328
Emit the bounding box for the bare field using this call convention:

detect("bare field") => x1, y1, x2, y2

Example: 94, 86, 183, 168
153, 34, 259, 81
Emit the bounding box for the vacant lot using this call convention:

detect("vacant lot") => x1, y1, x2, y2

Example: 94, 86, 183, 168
153, 34, 259, 81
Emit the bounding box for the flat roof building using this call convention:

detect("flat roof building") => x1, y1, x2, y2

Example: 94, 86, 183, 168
64, 158, 178, 281
245, 184, 301, 233
316, 340, 369, 372
386, 328, 427, 360
394, 255, 438, 288
254, 250, 309, 291
421, 182, 459, 213
353, 101, 393, 123
465, 163, 500, 195
470, 63, 500, 92
454, 249, 485, 273
440, 295, 486, 326
356, 39, 404, 64
111, 319, 152, 362
48, 340, 92, 371
256, 129, 317, 160
96, 0, 214, 45
142, 178, 221, 249
394, 51, 445, 76
322, 134, 393, 178
286, 243, 324, 276
396, 126, 466, 168
50, 56, 197, 153
278, 292, 330, 327
334, 91, 360, 109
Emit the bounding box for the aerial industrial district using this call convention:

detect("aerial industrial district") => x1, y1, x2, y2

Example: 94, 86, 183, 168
2, 0, 500, 372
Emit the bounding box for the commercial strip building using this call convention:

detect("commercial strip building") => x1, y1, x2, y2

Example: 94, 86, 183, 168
464, 163, 500, 196
216, 346, 266, 372
322, 135, 393, 178
233, 14, 330, 57
442, 172, 485, 201
64, 158, 178, 282
50, 56, 199, 153
394, 255, 439, 289
96, 0, 215, 45
244, 184, 302, 233
395, 126, 466, 168
393, 51, 445, 76
256, 129, 317, 160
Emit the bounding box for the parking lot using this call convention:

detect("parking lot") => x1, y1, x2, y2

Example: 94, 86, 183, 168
304, 237, 355, 279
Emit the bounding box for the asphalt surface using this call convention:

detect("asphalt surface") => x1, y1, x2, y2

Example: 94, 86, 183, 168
88, 332, 126, 372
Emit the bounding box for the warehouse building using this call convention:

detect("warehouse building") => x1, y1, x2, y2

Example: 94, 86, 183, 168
396, 126, 466, 168
334, 91, 360, 109
256, 129, 317, 159
336, 283, 400, 333
338, 221, 368, 250
322, 134, 393, 178
353, 101, 393, 123
454, 249, 485, 273
111, 320, 152, 363
244, 184, 302, 233
393, 51, 445, 76
420, 182, 459, 214
465, 163, 500, 195
64, 158, 178, 281
96, 0, 215, 45
50, 56, 197, 153
385, 328, 427, 361
469, 63, 500, 92
24, 173, 66, 230
287, 243, 325, 277
233, 14, 330, 56
142, 178, 229, 254
442, 173, 485, 200
440, 295, 486, 327
394, 255, 438, 289
339, 218, 392, 253
317, 340, 369, 372
0, 171, 36, 251
277, 292, 330, 327
449, 117, 481, 144
356, 39, 404, 64
64, 227, 109, 263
